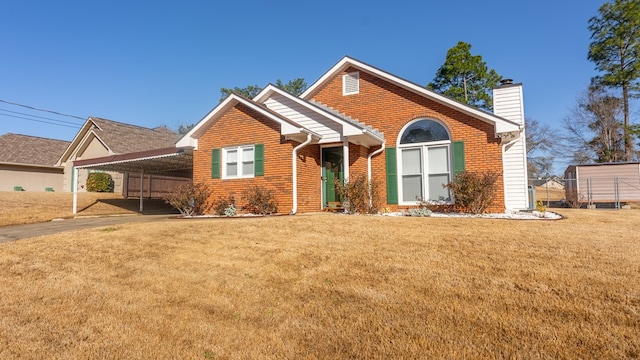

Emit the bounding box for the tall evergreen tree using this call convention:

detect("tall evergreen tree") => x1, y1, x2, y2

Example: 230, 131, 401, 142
588, 0, 640, 161
219, 78, 308, 102
219, 84, 263, 102
427, 41, 502, 110
275, 78, 307, 96
174, 79, 310, 133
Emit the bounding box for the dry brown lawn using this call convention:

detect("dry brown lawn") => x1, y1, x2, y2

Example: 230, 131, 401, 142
534, 186, 566, 202
0, 192, 144, 227
0, 210, 639, 359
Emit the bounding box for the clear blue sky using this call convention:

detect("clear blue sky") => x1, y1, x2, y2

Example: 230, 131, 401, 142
1, 0, 604, 149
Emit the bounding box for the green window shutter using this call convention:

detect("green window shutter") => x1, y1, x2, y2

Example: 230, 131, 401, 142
385, 147, 398, 204
452, 141, 465, 175
211, 148, 221, 179
254, 144, 264, 176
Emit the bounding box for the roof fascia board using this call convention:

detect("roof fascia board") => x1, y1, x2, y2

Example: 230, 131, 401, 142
301, 56, 521, 134
176, 94, 320, 149
0, 161, 63, 170
57, 118, 113, 165
176, 95, 238, 148
300, 57, 353, 99
71, 129, 111, 161
56, 118, 96, 165
74, 151, 185, 169
234, 96, 303, 135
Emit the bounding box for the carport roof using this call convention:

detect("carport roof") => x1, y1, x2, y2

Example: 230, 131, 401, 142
73, 147, 193, 178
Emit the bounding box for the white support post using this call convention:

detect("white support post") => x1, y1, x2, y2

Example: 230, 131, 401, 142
342, 139, 349, 183
72, 167, 78, 214
139, 169, 144, 213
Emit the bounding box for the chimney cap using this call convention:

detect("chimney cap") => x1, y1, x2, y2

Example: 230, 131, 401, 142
500, 78, 514, 85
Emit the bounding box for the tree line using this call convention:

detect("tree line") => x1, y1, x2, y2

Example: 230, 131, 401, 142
178, 0, 640, 178
427, 0, 640, 178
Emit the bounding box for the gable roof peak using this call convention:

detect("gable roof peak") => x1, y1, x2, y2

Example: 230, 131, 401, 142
301, 56, 522, 135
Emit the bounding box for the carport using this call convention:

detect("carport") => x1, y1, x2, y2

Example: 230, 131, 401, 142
72, 147, 193, 214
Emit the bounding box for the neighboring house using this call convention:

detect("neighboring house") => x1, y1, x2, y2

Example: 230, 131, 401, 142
0, 133, 70, 192
564, 163, 640, 204
178, 56, 529, 213
56, 117, 182, 194
531, 176, 564, 189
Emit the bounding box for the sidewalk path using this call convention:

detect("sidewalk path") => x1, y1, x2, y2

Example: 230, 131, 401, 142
0, 215, 172, 243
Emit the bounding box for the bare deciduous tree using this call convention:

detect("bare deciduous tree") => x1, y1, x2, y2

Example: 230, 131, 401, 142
526, 117, 555, 178
562, 86, 625, 164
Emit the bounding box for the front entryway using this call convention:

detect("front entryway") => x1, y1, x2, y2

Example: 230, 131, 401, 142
322, 147, 344, 208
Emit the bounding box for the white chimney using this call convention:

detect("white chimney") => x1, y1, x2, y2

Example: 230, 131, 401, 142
493, 79, 524, 126
493, 80, 529, 211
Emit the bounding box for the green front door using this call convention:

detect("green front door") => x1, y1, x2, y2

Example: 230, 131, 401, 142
322, 147, 344, 207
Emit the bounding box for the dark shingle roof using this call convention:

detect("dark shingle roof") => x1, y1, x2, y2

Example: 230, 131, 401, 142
89, 117, 181, 154
0, 133, 71, 166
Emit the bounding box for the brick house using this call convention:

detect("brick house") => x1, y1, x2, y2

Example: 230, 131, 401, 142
178, 56, 529, 213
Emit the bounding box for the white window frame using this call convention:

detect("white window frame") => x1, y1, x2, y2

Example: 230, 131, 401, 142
342, 71, 360, 95
222, 145, 255, 179
397, 119, 453, 205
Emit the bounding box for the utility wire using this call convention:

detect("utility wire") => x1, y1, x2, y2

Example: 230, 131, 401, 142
0, 99, 85, 121
0, 113, 80, 129
0, 108, 81, 126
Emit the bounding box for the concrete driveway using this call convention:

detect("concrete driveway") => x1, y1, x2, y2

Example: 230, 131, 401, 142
0, 215, 173, 243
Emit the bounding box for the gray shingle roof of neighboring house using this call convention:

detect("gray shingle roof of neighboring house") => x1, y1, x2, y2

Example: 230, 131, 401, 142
0, 133, 71, 167
89, 117, 180, 154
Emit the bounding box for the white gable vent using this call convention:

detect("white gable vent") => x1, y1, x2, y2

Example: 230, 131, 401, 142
342, 71, 359, 95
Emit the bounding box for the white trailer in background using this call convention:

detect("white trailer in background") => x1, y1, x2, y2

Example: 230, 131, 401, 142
564, 163, 640, 208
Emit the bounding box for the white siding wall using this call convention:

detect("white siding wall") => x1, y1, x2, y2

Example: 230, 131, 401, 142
263, 94, 343, 143
493, 84, 529, 210
502, 136, 528, 209
493, 86, 524, 125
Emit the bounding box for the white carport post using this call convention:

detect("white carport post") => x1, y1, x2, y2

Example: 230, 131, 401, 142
139, 168, 144, 213
72, 166, 78, 214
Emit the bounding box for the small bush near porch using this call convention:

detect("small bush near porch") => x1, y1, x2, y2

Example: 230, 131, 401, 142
0, 209, 638, 358
163, 183, 212, 216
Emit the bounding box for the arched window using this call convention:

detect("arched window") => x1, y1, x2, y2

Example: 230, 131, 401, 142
400, 120, 450, 144
398, 119, 452, 203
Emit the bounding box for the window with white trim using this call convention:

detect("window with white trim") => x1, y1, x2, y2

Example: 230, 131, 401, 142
398, 119, 452, 203
222, 145, 255, 179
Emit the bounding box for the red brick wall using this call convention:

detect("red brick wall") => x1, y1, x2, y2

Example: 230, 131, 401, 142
311, 68, 505, 211
348, 143, 369, 182
193, 103, 322, 214
296, 143, 321, 212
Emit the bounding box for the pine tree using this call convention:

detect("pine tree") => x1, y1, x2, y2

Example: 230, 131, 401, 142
427, 41, 502, 110
588, 0, 640, 161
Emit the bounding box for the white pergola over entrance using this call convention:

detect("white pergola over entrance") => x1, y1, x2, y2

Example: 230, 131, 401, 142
72, 147, 193, 214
